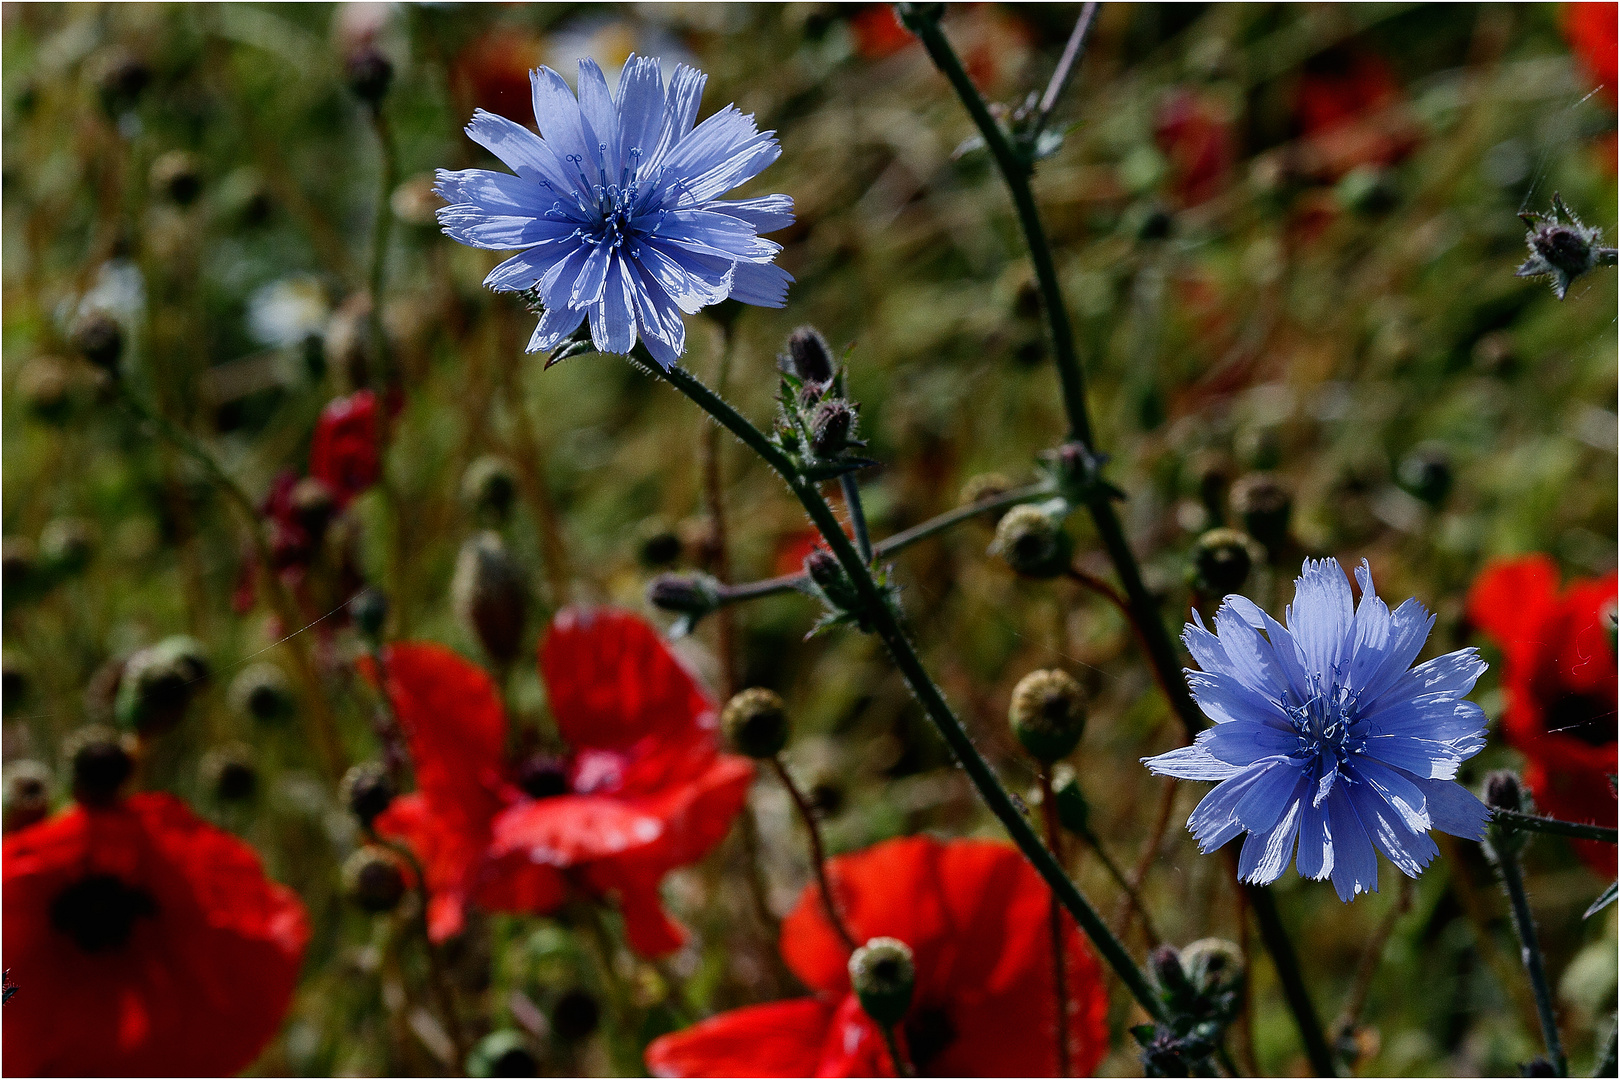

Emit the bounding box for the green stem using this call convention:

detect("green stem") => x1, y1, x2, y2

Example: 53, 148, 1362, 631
1040, 769, 1072, 1078
654, 359, 1168, 1024
841, 473, 874, 564
1492, 809, 1618, 845
1246, 885, 1339, 1077
771, 756, 858, 952
880, 1022, 914, 1078
1494, 843, 1568, 1075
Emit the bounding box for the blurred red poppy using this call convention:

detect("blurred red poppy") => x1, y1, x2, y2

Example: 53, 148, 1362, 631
1565, 2, 1618, 109
1293, 47, 1418, 177
1467, 554, 1618, 876
1156, 90, 1236, 207
310, 390, 380, 506
450, 30, 547, 121
851, 5, 913, 61
375, 609, 753, 955
644, 835, 1110, 1077
3, 792, 309, 1076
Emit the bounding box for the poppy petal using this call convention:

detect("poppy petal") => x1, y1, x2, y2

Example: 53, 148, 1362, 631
646, 998, 838, 1078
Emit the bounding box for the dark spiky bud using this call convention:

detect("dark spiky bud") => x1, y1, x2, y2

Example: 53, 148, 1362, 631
1396, 446, 1452, 508
468, 1030, 539, 1078
290, 477, 337, 541
1192, 528, 1253, 596
804, 547, 865, 615
515, 753, 570, 799
722, 688, 790, 759
648, 572, 721, 617
201, 742, 258, 802
1485, 770, 1524, 813
345, 46, 394, 104
229, 662, 296, 724
1231, 473, 1292, 553
1516, 194, 1617, 300
69, 311, 123, 373
3, 760, 51, 833
67, 726, 134, 806
39, 517, 93, 577
786, 326, 835, 386
553, 989, 600, 1041
341, 761, 396, 826
351, 586, 389, 642
849, 937, 915, 1027
149, 150, 202, 207
1009, 669, 1086, 763
115, 637, 208, 736
1049, 763, 1089, 835
343, 846, 407, 912
461, 455, 518, 525
452, 532, 529, 666
989, 503, 1070, 578
810, 398, 855, 457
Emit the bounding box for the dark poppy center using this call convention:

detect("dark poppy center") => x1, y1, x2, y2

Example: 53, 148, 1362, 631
50, 873, 157, 953
1544, 692, 1616, 749
516, 753, 571, 800
904, 1006, 955, 1073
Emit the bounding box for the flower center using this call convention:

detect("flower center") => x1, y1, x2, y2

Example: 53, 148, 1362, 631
563, 146, 658, 252
1287, 677, 1361, 768
516, 753, 571, 800
50, 873, 158, 954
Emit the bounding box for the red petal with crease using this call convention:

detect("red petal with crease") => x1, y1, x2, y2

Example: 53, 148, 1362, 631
379, 642, 507, 828
489, 796, 665, 864
646, 998, 839, 1078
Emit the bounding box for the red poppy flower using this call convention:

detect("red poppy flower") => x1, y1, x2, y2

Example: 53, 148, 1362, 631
374, 609, 753, 956
645, 836, 1110, 1077
1467, 554, 1618, 876
309, 390, 380, 506
851, 5, 914, 61
450, 30, 547, 121
1156, 90, 1236, 207
3, 792, 309, 1076
1292, 47, 1418, 177
1565, 2, 1618, 109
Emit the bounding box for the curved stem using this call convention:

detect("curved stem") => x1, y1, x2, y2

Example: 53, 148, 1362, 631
1031, 2, 1100, 142
1494, 843, 1568, 1075
369, 831, 468, 1073
1492, 809, 1618, 845
1075, 815, 1161, 947
1039, 769, 1072, 1078
654, 359, 1168, 1023
771, 756, 857, 953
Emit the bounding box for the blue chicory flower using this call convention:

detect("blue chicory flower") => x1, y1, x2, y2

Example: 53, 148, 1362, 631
435, 55, 794, 368
1143, 558, 1491, 901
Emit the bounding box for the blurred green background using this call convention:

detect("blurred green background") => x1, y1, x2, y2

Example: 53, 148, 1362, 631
3, 3, 1616, 1075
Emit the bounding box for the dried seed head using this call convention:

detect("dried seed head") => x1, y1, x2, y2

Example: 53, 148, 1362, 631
229, 662, 296, 725
989, 504, 1069, 578
1192, 528, 1254, 596
721, 687, 790, 759
340, 761, 396, 826
343, 846, 407, 912
115, 637, 208, 736
1179, 938, 1245, 997
1009, 669, 1086, 763
849, 937, 915, 1027
1230, 473, 1292, 552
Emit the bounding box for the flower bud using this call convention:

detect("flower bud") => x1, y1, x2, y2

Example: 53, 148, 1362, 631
341, 761, 396, 826
1517, 195, 1616, 300
1009, 669, 1086, 763
3, 760, 51, 833
804, 547, 864, 614
452, 531, 529, 666
1049, 763, 1089, 835
351, 586, 389, 641
1230, 473, 1292, 553
515, 753, 570, 799
1148, 944, 1194, 1001
1484, 770, 1524, 814
786, 326, 835, 386
66, 725, 135, 806
69, 311, 123, 373
958, 472, 1016, 523
343, 846, 408, 912
114, 636, 208, 736
467, 1030, 538, 1078
989, 503, 1071, 578
553, 988, 600, 1041
461, 455, 518, 525
345, 46, 394, 104
1191, 528, 1253, 596
90, 45, 151, 115
810, 399, 856, 458
200, 742, 257, 803
849, 937, 915, 1027
1396, 446, 1452, 508
149, 150, 202, 207
648, 572, 721, 617
1179, 937, 1245, 998
721, 688, 790, 759
229, 662, 297, 725
39, 517, 93, 577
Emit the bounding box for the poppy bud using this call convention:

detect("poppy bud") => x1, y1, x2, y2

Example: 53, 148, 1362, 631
721, 687, 789, 759
341, 761, 396, 826
69, 311, 123, 373
1485, 770, 1524, 813
1396, 446, 1452, 508
1049, 763, 1089, 835
229, 662, 296, 724
809, 399, 855, 458
289, 476, 338, 540
200, 742, 257, 803
647, 572, 721, 617
1009, 669, 1086, 763
959, 472, 1016, 522
989, 503, 1071, 578
849, 937, 915, 1028
351, 586, 389, 642
452, 532, 529, 666
343, 846, 407, 913
468, 1030, 538, 1078
786, 326, 835, 386
1231, 473, 1292, 553
553, 988, 600, 1041
345, 46, 394, 104
67, 725, 135, 806
149, 150, 202, 207
39, 517, 93, 577
515, 753, 570, 799
1178, 937, 1245, 999
115, 636, 208, 736
3, 760, 51, 833
461, 455, 518, 525
1191, 528, 1253, 596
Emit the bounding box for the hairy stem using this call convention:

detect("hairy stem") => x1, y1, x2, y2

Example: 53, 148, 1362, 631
1493, 843, 1568, 1075
840, 473, 874, 564
771, 757, 856, 952
1492, 809, 1619, 845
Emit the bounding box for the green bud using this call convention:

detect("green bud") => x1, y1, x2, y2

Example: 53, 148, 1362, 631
1009, 669, 1086, 763
1179, 937, 1245, 998
989, 503, 1071, 578
721, 687, 790, 759
343, 846, 407, 913
848, 937, 915, 1028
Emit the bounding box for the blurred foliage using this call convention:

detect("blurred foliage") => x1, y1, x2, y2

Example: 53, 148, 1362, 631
3, 3, 1615, 1076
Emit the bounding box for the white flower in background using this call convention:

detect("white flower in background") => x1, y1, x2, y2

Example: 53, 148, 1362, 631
249, 277, 330, 348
